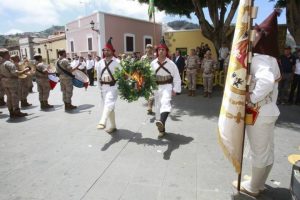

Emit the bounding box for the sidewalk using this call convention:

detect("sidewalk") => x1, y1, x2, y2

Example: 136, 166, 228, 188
0, 84, 299, 200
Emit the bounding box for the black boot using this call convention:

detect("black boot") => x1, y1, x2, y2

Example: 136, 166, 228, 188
0, 97, 6, 106
65, 103, 77, 111
9, 109, 15, 118
156, 112, 169, 137
40, 101, 47, 110
13, 108, 28, 117
21, 99, 32, 107
44, 100, 54, 109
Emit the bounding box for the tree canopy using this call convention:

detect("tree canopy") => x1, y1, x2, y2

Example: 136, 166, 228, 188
137, 0, 239, 51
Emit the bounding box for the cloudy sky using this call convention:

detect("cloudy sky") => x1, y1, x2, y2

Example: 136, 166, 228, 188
0, 0, 286, 35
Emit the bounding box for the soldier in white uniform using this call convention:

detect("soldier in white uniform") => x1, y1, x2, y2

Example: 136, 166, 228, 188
96, 37, 120, 133
151, 37, 181, 137
238, 10, 282, 197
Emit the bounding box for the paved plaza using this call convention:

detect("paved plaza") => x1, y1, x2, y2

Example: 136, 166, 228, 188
0, 83, 299, 200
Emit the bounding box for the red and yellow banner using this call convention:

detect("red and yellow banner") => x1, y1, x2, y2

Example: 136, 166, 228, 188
218, 0, 252, 174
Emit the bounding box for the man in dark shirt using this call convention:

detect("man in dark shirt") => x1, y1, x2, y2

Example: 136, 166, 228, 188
174, 50, 185, 87
278, 46, 296, 104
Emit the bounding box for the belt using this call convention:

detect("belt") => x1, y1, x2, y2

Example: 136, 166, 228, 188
156, 78, 173, 85
100, 81, 116, 86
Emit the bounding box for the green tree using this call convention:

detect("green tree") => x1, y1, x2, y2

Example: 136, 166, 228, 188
272, 0, 300, 45
137, 0, 240, 51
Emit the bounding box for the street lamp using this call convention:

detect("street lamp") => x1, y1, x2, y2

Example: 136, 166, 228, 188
90, 20, 99, 33
44, 44, 50, 64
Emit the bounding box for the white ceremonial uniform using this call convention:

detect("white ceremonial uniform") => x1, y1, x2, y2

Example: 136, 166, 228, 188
96, 57, 120, 111
71, 60, 79, 68
247, 54, 281, 167
242, 54, 281, 194
86, 59, 95, 70
151, 57, 181, 120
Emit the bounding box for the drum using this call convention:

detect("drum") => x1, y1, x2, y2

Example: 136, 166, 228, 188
48, 74, 59, 90
72, 69, 89, 88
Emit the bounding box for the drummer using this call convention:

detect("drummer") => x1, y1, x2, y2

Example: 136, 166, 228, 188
56, 49, 79, 111
34, 53, 54, 110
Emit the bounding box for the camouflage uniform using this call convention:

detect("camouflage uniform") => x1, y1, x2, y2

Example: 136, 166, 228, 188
201, 58, 217, 97
17, 61, 31, 107
56, 58, 76, 110
186, 55, 200, 96
0, 59, 27, 117
36, 62, 53, 109
0, 68, 5, 106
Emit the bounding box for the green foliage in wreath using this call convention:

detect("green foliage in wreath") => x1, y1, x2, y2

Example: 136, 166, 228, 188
114, 59, 157, 102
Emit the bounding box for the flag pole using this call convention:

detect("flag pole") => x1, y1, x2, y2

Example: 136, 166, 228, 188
153, 6, 156, 46
237, 0, 256, 191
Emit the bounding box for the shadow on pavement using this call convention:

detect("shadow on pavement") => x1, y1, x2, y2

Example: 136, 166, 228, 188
174, 87, 300, 130
6, 114, 39, 123
65, 104, 95, 114
276, 104, 300, 131
101, 129, 194, 160
0, 113, 9, 119
39, 104, 63, 112
172, 88, 223, 119
231, 185, 292, 200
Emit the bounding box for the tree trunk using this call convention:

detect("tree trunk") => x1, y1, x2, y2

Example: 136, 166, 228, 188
286, 0, 300, 45
192, 0, 239, 52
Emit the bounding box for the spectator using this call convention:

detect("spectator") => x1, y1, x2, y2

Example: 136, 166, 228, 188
288, 49, 300, 105
201, 50, 217, 98
86, 54, 95, 86
185, 49, 200, 96
278, 46, 296, 104
219, 43, 229, 71
174, 50, 185, 82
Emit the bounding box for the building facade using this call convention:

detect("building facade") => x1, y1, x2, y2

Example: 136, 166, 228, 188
34, 32, 66, 64
65, 11, 162, 58
164, 29, 218, 59
19, 36, 45, 60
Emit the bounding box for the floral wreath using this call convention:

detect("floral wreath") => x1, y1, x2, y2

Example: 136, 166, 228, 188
115, 59, 157, 102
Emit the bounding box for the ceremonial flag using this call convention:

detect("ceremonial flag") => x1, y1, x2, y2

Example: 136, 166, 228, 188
48, 74, 59, 90
218, 0, 252, 174
148, 0, 154, 20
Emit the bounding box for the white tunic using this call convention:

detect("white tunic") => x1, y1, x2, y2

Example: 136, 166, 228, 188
246, 54, 281, 168
96, 57, 120, 111
151, 57, 181, 118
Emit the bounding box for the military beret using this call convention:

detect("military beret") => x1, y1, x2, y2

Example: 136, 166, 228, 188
0, 48, 9, 57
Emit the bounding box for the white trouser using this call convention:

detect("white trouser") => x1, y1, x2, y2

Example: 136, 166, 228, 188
100, 86, 118, 111
246, 115, 278, 168
154, 84, 172, 120
242, 165, 273, 193
99, 86, 118, 126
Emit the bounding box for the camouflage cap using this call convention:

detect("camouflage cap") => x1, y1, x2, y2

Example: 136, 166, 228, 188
33, 53, 42, 58
57, 49, 66, 55
10, 54, 19, 59
0, 48, 9, 57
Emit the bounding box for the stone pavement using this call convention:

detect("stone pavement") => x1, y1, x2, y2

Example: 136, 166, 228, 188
0, 83, 299, 200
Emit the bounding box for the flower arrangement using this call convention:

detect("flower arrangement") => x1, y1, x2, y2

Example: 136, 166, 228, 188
115, 59, 157, 102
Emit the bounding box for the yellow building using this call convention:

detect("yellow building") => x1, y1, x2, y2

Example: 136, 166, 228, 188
164, 29, 217, 59
34, 32, 66, 65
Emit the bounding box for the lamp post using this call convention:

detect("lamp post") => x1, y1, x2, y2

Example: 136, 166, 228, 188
90, 20, 99, 33
44, 44, 50, 64
90, 20, 101, 56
